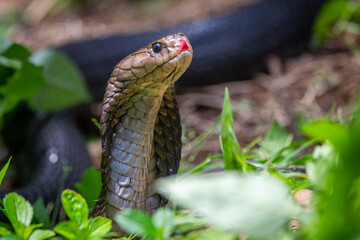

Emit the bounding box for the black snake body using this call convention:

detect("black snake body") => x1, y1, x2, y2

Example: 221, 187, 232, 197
59, 0, 326, 101
1, 0, 326, 210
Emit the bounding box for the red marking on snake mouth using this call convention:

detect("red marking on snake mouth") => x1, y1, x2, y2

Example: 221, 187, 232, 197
179, 39, 189, 52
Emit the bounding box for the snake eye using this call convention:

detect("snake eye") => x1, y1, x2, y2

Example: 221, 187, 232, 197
152, 42, 162, 53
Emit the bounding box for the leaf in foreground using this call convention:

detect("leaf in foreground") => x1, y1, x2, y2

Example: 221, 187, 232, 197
3, 193, 45, 238
302, 119, 360, 239
54, 189, 114, 239
156, 172, 298, 239
28, 229, 55, 240
116, 209, 156, 237
61, 189, 89, 228
151, 207, 174, 239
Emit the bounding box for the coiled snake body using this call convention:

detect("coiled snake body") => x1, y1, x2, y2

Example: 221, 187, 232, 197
91, 34, 193, 230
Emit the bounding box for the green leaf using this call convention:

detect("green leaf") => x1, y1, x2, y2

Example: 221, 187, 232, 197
74, 167, 101, 210
0, 225, 12, 236
156, 173, 298, 239
88, 216, 114, 238
177, 228, 236, 240
313, 0, 348, 33
311, 0, 350, 47
33, 198, 51, 229
257, 121, 293, 160
91, 118, 101, 131
151, 207, 174, 239
0, 36, 12, 54
220, 88, 252, 172
303, 116, 360, 239
53, 221, 79, 239
28, 229, 55, 240
0, 157, 11, 186
0, 44, 44, 115
115, 209, 157, 237
302, 120, 350, 153
29, 49, 91, 111
61, 189, 89, 229
0, 56, 22, 69
3, 193, 34, 237
173, 212, 207, 234
1, 42, 31, 62
1, 234, 24, 240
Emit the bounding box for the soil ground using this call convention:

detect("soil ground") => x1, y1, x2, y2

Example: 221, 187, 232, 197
2, 0, 360, 167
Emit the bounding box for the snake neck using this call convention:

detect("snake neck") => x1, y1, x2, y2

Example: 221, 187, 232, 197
98, 83, 171, 221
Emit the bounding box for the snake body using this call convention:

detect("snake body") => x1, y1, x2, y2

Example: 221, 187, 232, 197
59, 0, 326, 101
91, 34, 192, 228
1, 109, 91, 203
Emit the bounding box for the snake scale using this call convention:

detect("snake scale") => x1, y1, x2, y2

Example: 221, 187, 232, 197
91, 34, 192, 232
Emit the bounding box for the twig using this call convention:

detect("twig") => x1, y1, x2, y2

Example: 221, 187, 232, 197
259, 147, 274, 168
259, 165, 306, 172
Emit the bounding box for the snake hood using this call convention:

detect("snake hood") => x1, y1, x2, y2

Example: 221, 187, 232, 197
93, 33, 192, 231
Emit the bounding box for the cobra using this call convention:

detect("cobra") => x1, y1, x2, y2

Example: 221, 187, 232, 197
91, 33, 193, 232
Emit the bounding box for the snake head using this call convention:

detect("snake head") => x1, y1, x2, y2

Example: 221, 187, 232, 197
108, 33, 193, 91
101, 33, 192, 134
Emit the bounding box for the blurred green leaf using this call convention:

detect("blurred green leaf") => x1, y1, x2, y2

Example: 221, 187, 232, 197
61, 189, 89, 228
0, 56, 22, 70
312, 0, 360, 48
91, 118, 101, 131
0, 36, 12, 53
220, 88, 253, 172
0, 225, 12, 236
302, 117, 360, 239
253, 121, 293, 164
88, 217, 113, 237
116, 209, 156, 237
1, 235, 23, 240
156, 173, 298, 239
0, 43, 44, 115
29, 49, 91, 111
0, 157, 11, 186
173, 212, 207, 234
75, 167, 101, 210
302, 120, 350, 152
32, 198, 51, 229
175, 228, 236, 240
53, 221, 79, 239
151, 207, 174, 239
313, 0, 348, 34
28, 229, 55, 240
306, 143, 337, 189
